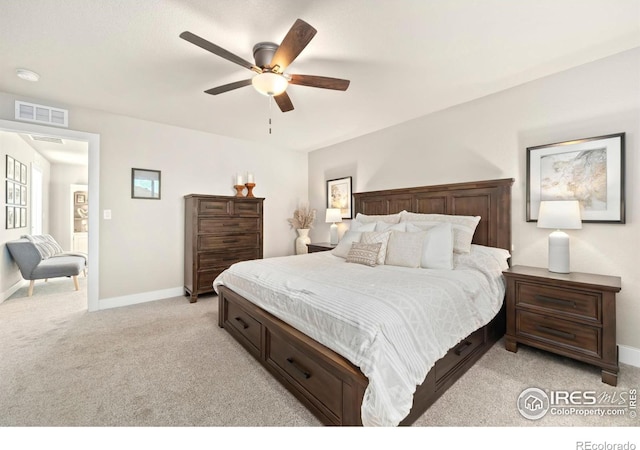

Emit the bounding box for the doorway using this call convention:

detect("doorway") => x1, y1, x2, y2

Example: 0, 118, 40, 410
0, 119, 100, 311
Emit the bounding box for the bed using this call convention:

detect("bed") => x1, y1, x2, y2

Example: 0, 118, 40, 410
213, 178, 514, 426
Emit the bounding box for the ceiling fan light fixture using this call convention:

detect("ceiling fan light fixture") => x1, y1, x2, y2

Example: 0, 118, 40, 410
252, 72, 288, 96
16, 68, 40, 82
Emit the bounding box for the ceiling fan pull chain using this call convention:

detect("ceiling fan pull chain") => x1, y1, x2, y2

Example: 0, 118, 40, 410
269, 95, 273, 135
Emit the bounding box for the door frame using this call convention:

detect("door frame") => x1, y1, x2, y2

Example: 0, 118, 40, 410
0, 119, 100, 312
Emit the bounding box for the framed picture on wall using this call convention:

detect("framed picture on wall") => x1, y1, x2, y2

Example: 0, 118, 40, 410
6, 181, 14, 204
20, 163, 27, 185
526, 132, 625, 223
326, 176, 353, 219
6, 206, 14, 229
20, 208, 27, 228
6, 155, 14, 180
21, 185, 27, 206
131, 168, 161, 199
14, 160, 20, 182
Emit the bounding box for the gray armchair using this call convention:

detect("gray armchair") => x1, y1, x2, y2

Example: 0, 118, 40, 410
6, 235, 87, 296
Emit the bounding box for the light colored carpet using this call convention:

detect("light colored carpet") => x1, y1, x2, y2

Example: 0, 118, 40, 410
1, 277, 638, 436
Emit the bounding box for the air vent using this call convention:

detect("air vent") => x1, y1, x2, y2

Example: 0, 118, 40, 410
15, 101, 68, 128
30, 135, 64, 144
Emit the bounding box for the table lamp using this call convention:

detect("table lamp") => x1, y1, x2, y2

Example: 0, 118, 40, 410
537, 200, 582, 273
325, 208, 342, 245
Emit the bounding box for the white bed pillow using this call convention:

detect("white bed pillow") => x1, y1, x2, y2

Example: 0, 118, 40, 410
349, 221, 376, 232
331, 230, 363, 258
401, 212, 480, 254
374, 221, 406, 232
405, 222, 454, 269
385, 230, 427, 268
354, 211, 403, 224
360, 231, 391, 265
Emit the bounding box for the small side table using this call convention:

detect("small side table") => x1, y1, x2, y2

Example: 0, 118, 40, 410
307, 242, 337, 253
503, 265, 621, 386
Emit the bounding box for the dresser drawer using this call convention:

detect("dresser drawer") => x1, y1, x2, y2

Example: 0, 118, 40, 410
516, 310, 600, 358
224, 299, 262, 354
198, 233, 260, 251
196, 269, 225, 291
198, 217, 259, 234
198, 249, 259, 269
198, 199, 230, 215
516, 282, 600, 322
232, 201, 261, 216
435, 328, 485, 382
267, 330, 342, 419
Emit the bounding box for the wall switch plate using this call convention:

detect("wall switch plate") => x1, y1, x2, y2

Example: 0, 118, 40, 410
103, 209, 112, 220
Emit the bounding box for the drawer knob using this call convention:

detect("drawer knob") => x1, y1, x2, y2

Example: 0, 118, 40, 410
286, 357, 311, 379
536, 325, 576, 340
234, 317, 249, 329
535, 295, 576, 308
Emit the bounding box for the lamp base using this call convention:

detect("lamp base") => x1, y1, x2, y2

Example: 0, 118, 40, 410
548, 230, 570, 273
329, 223, 338, 245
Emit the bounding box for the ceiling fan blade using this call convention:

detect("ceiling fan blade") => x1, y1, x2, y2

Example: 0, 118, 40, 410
274, 91, 294, 112
269, 19, 317, 72
204, 79, 253, 95
288, 74, 350, 91
180, 31, 261, 73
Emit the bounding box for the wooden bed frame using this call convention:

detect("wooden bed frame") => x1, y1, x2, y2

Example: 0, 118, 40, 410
217, 178, 514, 426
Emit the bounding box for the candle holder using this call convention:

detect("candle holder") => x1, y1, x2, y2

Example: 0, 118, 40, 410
234, 184, 245, 197
244, 183, 256, 198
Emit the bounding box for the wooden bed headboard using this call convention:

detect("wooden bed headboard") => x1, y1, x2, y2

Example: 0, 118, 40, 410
353, 178, 514, 251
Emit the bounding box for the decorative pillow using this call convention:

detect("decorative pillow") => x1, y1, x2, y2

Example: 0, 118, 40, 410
349, 221, 376, 232
331, 230, 363, 258
22, 234, 63, 259
401, 212, 480, 254
360, 231, 391, 265
345, 242, 382, 267
374, 221, 406, 232
385, 230, 427, 268
420, 222, 454, 269
354, 211, 403, 224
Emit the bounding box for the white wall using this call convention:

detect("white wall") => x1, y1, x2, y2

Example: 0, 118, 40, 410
1, 131, 51, 297
308, 48, 640, 351
0, 92, 308, 304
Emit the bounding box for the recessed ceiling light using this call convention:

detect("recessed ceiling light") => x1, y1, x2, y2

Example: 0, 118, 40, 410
16, 68, 40, 82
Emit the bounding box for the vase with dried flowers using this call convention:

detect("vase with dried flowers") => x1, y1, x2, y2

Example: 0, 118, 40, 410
288, 204, 316, 254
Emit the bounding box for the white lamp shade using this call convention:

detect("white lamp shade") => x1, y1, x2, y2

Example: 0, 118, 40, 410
325, 208, 342, 223
537, 201, 582, 230
251, 72, 288, 96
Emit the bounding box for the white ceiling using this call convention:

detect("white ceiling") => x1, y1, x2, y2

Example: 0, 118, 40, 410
1, 0, 639, 158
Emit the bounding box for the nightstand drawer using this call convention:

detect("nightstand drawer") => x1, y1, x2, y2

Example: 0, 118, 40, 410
516, 310, 600, 358
516, 282, 600, 322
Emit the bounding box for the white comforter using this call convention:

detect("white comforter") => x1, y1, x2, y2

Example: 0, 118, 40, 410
213, 244, 510, 426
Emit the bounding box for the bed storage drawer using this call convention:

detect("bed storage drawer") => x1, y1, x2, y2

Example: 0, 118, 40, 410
266, 329, 343, 420
224, 299, 262, 354
434, 327, 485, 383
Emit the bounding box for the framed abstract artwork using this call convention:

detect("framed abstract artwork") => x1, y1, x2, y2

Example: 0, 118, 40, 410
326, 176, 352, 219
526, 133, 625, 223
131, 168, 161, 199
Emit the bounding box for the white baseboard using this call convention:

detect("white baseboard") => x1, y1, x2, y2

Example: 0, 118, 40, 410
1, 279, 28, 304
98, 286, 186, 310
619, 345, 640, 368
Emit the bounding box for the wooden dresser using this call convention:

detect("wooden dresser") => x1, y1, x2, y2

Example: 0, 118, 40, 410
184, 194, 264, 302
503, 265, 621, 385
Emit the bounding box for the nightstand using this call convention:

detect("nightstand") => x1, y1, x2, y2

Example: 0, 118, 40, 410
503, 265, 621, 386
306, 242, 337, 253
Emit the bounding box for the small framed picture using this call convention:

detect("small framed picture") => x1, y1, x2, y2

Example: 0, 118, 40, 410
21, 185, 27, 206
75, 192, 86, 204
14, 183, 21, 205
14, 160, 21, 182
20, 163, 27, 185
131, 168, 161, 199
6, 181, 14, 204
20, 208, 27, 228
6, 155, 14, 180
6, 206, 14, 229
326, 176, 353, 219
526, 133, 625, 223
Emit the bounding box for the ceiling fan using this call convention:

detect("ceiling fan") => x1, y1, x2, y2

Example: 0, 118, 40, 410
179, 18, 350, 112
